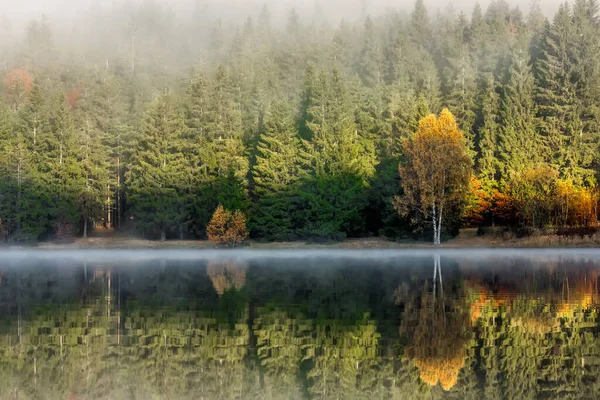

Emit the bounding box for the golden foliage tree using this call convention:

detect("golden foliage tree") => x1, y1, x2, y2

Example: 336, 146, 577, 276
207, 205, 228, 242
207, 205, 249, 246
396, 109, 472, 245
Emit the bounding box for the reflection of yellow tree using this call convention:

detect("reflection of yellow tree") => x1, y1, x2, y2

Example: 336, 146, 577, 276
207, 260, 247, 295
402, 282, 471, 391
556, 273, 596, 318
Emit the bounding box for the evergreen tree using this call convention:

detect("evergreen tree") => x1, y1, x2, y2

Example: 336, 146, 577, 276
443, 13, 477, 145
299, 68, 378, 238
535, 3, 593, 185
128, 92, 188, 241
39, 94, 84, 236
497, 50, 541, 184
476, 76, 501, 191
357, 16, 383, 88
251, 101, 308, 240
410, 0, 432, 50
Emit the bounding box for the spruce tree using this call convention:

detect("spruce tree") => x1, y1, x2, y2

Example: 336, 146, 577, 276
251, 101, 308, 240
497, 50, 541, 184
476, 76, 501, 191
38, 94, 84, 236
299, 68, 378, 238
357, 16, 383, 88
185, 69, 248, 237
535, 3, 593, 184
443, 13, 477, 146
128, 92, 188, 241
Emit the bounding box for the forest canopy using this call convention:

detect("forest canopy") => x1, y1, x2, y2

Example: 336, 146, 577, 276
0, 0, 599, 242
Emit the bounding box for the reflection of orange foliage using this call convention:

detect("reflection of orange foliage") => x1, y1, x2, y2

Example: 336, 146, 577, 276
468, 284, 512, 323
414, 354, 466, 391
207, 260, 247, 295
557, 275, 595, 317
464, 177, 491, 226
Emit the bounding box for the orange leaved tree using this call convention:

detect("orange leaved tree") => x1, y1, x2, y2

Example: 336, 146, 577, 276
207, 205, 249, 247
4, 69, 34, 110
396, 109, 472, 245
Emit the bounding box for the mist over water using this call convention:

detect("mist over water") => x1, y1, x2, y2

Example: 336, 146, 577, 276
2, 248, 600, 267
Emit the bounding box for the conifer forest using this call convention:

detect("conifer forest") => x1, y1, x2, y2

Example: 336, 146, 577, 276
1, 0, 600, 242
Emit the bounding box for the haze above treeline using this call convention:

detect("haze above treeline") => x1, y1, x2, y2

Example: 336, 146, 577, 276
1, 0, 564, 29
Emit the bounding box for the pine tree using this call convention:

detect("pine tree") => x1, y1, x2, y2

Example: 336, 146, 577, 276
443, 13, 477, 146
476, 76, 501, 191
185, 70, 248, 237
497, 50, 541, 184
128, 92, 188, 241
38, 94, 84, 237
251, 101, 308, 240
357, 16, 383, 88
410, 0, 432, 50
535, 3, 593, 185
299, 68, 378, 238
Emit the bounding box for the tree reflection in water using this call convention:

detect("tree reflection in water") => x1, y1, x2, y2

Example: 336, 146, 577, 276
0, 256, 600, 398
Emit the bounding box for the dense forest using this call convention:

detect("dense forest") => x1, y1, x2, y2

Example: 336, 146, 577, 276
1, 257, 600, 398
1, 0, 600, 242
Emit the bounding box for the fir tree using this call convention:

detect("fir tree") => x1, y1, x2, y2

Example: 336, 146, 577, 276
497, 50, 541, 184
535, 3, 593, 185
251, 101, 308, 240
128, 92, 188, 241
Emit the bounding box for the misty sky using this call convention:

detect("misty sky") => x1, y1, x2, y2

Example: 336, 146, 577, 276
0, 0, 562, 19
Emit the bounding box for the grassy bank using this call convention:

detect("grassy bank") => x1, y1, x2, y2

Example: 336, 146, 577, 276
17, 228, 600, 249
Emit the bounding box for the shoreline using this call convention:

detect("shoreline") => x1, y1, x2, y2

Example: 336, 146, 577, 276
4, 230, 600, 250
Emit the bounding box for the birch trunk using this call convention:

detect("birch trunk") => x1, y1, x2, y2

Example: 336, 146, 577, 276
432, 203, 438, 246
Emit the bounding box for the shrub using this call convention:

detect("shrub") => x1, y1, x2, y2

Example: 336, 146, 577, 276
207, 205, 248, 247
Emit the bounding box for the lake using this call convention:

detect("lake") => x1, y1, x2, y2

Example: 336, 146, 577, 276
1, 249, 600, 399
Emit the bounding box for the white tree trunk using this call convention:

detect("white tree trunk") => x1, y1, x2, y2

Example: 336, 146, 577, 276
160, 230, 166, 242
436, 204, 443, 246
432, 204, 438, 246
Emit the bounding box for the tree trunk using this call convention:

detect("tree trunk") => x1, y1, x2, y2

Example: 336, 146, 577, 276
432, 204, 438, 246
436, 204, 443, 246
83, 218, 88, 239
160, 230, 166, 242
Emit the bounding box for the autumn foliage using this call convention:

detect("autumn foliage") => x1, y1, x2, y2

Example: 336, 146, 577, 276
464, 177, 492, 226
471, 165, 599, 230
397, 109, 471, 244
207, 205, 248, 246
207, 260, 247, 295
4, 69, 34, 108
66, 83, 83, 109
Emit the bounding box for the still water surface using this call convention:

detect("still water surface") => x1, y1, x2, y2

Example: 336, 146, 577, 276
1, 249, 600, 399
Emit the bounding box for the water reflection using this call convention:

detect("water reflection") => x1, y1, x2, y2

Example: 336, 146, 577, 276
1, 253, 600, 399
